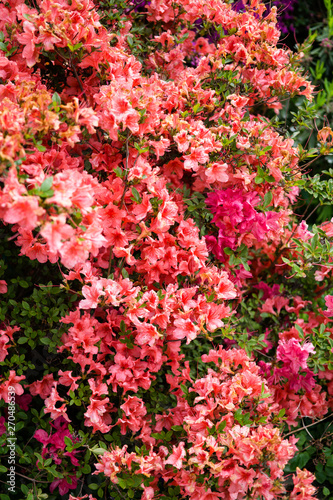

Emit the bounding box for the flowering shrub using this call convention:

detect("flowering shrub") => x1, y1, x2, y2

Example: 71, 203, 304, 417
0, 0, 332, 499
234, 0, 297, 36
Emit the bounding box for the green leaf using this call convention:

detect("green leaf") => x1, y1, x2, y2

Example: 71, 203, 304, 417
117, 478, 127, 489
114, 166, 123, 178
295, 324, 304, 338
82, 463, 91, 474
16, 421, 25, 431
64, 436, 73, 448
19, 280, 29, 288
121, 267, 129, 279
91, 448, 106, 455
180, 384, 188, 396
40, 176, 54, 192
234, 409, 243, 424
218, 420, 227, 432
165, 430, 173, 441
21, 484, 30, 495
277, 408, 286, 418
263, 191, 273, 207
315, 463, 327, 483
293, 451, 311, 469
52, 92, 61, 106
193, 102, 201, 114
89, 483, 99, 490
178, 32, 189, 43
17, 337, 28, 344
131, 187, 142, 203
40, 337, 51, 345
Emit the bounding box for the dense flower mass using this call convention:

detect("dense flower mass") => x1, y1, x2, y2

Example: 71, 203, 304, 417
0, 0, 332, 498
206, 188, 281, 256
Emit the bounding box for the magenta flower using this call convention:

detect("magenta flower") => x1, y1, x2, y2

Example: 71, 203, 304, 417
206, 188, 280, 259
276, 338, 315, 373
34, 416, 81, 467
0, 416, 6, 436
50, 476, 78, 495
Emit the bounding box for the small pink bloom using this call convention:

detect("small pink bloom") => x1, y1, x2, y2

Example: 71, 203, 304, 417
16, 21, 39, 67
165, 442, 186, 469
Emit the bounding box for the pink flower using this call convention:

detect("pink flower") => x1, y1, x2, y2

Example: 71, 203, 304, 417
165, 442, 186, 469
69, 495, 97, 500
0, 371, 25, 402
324, 295, 333, 316
29, 374, 55, 399
0, 280, 7, 294
119, 396, 147, 433
79, 281, 105, 309
50, 476, 78, 496
174, 130, 190, 152
290, 468, 317, 500
276, 339, 315, 373
261, 296, 289, 315
3, 196, 45, 231
191, 488, 223, 500
40, 214, 75, 253
58, 371, 80, 393
109, 94, 140, 133
173, 317, 200, 344
141, 486, 155, 500
44, 387, 70, 421
0, 332, 10, 362
84, 398, 111, 433
16, 21, 39, 67
206, 188, 280, 256
205, 162, 229, 184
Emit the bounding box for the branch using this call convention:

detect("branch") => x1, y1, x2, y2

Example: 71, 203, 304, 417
283, 413, 333, 438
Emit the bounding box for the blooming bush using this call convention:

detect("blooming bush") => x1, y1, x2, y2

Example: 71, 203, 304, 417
0, 0, 332, 499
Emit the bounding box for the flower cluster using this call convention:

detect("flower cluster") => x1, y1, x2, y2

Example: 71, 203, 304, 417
206, 188, 281, 257
34, 417, 80, 495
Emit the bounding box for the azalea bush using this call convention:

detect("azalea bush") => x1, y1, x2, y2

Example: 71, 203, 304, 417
0, 0, 333, 499
276, 0, 333, 226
